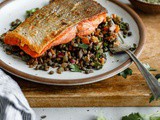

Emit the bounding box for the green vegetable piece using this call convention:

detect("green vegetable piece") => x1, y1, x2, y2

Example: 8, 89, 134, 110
103, 42, 108, 47
119, 22, 126, 30
94, 62, 103, 70
98, 37, 103, 42
122, 113, 143, 120
96, 53, 101, 58
149, 93, 160, 103
69, 64, 82, 72
150, 116, 160, 120
97, 116, 107, 120
118, 68, 132, 79
78, 43, 88, 49
150, 112, 160, 120
149, 95, 155, 103
26, 8, 39, 18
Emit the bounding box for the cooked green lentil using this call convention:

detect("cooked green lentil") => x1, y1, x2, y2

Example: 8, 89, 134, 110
0, 12, 133, 74
49, 70, 54, 75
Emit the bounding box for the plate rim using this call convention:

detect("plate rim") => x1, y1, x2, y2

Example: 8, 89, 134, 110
0, 0, 146, 85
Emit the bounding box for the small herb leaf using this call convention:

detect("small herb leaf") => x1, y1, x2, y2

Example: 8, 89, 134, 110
69, 64, 82, 72
118, 68, 132, 79
122, 113, 143, 120
149, 95, 155, 103
149, 93, 160, 103
26, 8, 39, 18
78, 43, 88, 49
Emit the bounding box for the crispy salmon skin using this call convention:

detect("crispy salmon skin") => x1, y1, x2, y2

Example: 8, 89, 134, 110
4, 0, 107, 58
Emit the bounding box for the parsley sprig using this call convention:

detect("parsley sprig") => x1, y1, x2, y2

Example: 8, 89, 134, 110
118, 68, 132, 79
69, 64, 82, 72
122, 113, 143, 120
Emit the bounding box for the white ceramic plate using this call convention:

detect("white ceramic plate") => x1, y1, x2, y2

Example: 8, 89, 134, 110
0, 0, 145, 85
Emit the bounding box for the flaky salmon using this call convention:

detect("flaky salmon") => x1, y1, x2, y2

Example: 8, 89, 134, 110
4, 0, 107, 58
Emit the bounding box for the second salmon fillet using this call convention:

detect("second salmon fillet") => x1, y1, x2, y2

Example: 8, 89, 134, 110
4, 0, 107, 58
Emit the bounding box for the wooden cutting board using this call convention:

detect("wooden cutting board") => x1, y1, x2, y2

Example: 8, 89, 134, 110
9, 5, 160, 107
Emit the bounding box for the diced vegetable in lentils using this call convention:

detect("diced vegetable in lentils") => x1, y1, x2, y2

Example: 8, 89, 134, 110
111, 14, 132, 38
0, 11, 133, 74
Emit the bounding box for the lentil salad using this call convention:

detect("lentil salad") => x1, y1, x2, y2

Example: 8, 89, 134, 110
0, 9, 133, 75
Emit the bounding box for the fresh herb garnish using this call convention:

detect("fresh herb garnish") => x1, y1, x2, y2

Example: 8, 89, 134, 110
97, 115, 107, 120
96, 53, 101, 58
143, 63, 157, 71
149, 94, 155, 103
78, 43, 89, 49
69, 64, 82, 72
122, 113, 143, 120
118, 68, 132, 79
98, 37, 103, 42
26, 8, 39, 18
103, 42, 108, 47
119, 22, 127, 31
149, 74, 160, 103
122, 112, 160, 120
94, 62, 103, 70
150, 116, 160, 120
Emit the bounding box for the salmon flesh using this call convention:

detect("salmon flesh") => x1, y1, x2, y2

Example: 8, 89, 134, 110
4, 0, 107, 58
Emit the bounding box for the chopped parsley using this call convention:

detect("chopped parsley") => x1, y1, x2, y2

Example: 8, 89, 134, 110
97, 116, 107, 120
118, 68, 133, 79
149, 94, 155, 103
26, 8, 39, 18
122, 112, 160, 120
69, 64, 82, 72
78, 43, 89, 49
122, 113, 143, 120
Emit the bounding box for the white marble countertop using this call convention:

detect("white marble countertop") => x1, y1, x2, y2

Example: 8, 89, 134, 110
1, 0, 159, 120
34, 107, 160, 120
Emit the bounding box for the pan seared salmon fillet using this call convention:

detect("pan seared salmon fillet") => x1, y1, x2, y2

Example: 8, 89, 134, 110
4, 0, 107, 58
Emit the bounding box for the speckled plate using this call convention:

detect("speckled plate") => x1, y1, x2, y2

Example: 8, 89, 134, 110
0, 0, 145, 85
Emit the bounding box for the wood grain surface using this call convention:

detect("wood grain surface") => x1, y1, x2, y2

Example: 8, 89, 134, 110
9, 5, 160, 107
